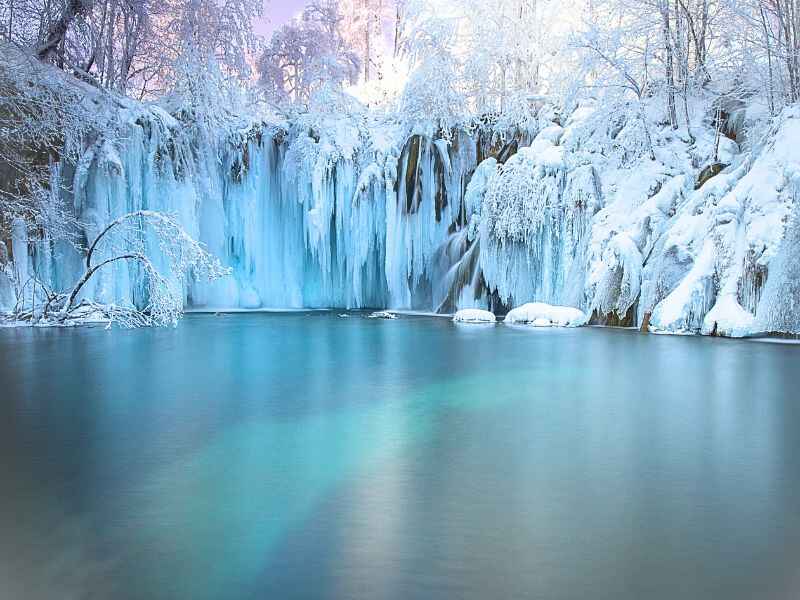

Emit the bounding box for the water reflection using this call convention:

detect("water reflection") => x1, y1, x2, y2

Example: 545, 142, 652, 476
0, 316, 799, 600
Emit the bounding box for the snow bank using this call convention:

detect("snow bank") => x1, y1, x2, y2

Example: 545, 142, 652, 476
504, 303, 587, 327
453, 309, 496, 323
701, 294, 756, 338
645, 107, 800, 336
367, 311, 397, 319
534, 125, 564, 145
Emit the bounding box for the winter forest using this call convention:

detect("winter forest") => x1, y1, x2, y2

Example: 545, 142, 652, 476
2, 0, 800, 336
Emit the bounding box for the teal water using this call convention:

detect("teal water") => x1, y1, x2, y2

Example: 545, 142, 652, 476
1, 314, 799, 599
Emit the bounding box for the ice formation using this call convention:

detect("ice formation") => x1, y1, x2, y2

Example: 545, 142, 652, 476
3, 98, 800, 337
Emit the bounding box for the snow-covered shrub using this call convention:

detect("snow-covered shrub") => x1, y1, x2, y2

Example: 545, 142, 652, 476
591, 234, 643, 321
463, 158, 498, 242
399, 51, 465, 138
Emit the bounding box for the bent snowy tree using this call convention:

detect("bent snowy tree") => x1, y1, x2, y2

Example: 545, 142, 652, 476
32, 211, 230, 327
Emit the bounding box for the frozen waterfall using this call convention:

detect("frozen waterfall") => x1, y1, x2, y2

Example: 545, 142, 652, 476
3, 102, 799, 337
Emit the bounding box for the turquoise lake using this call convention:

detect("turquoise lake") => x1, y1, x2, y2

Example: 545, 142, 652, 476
1, 313, 799, 599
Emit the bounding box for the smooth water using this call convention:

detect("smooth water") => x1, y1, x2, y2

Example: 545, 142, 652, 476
1, 314, 799, 600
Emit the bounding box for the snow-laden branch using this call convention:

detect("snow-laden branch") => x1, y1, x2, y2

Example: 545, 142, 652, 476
8, 210, 233, 328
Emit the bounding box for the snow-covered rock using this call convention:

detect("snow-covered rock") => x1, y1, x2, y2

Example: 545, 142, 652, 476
700, 294, 756, 338
534, 125, 564, 145
453, 309, 496, 323
367, 311, 397, 319
644, 107, 800, 336
504, 303, 587, 327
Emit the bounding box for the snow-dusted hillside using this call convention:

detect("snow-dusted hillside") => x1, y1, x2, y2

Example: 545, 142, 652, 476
2, 93, 799, 337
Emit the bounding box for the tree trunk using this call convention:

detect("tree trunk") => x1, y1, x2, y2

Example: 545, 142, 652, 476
660, 0, 678, 129
61, 253, 144, 318
37, 0, 94, 62
6, 0, 13, 42
675, 0, 693, 142
761, 5, 777, 115
364, 11, 371, 82
393, 2, 401, 58
639, 97, 657, 161
104, 2, 117, 87
698, 0, 707, 66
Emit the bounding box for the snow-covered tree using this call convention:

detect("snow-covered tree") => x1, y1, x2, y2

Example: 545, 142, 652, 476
258, 0, 360, 106
0, 43, 102, 241
398, 0, 572, 131
26, 211, 231, 327
339, 0, 391, 83
0, 0, 262, 98
1, 0, 263, 242
740, 0, 800, 108
393, 2, 462, 131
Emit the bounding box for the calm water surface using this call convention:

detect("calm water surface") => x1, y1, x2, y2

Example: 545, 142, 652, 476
1, 313, 799, 599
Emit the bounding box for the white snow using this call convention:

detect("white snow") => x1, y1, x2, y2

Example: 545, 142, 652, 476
504, 303, 587, 327
534, 125, 564, 145
701, 294, 756, 338
367, 311, 397, 319
453, 309, 496, 323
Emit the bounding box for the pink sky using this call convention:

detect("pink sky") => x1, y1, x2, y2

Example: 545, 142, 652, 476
254, 1, 312, 37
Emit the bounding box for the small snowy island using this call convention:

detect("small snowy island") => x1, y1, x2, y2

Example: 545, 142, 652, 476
504, 303, 587, 328
452, 304, 590, 327
367, 311, 398, 320
453, 309, 497, 323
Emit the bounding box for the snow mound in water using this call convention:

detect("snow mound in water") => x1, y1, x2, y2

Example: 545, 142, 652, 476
453, 309, 496, 323
367, 311, 397, 319
504, 303, 587, 327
